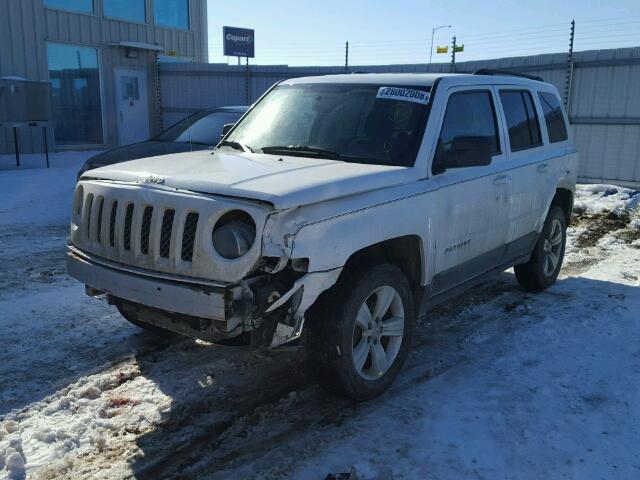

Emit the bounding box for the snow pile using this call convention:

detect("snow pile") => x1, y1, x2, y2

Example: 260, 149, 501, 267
565, 184, 640, 267
0, 360, 171, 479
573, 184, 640, 214
0, 422, 26, 480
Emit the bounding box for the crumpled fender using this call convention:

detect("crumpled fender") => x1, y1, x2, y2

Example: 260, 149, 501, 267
267, 267, 343, 348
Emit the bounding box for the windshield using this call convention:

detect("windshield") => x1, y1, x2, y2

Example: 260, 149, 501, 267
225, 83, 431, 167
156, 111, 243, 145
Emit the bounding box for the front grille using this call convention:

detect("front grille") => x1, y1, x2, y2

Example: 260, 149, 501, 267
123, 204, 134, 251
141, 206, 153, 255
81, 196, 193, 263
72, 182, 260, 282
109, 201, 118, 247
85, 194, 94, 238
96, 197, 104, 243
160, 209, 175, 258
181, 212, 199, 262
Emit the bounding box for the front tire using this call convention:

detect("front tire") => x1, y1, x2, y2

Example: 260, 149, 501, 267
307, 264, 415, 401
515, 206, 567, 291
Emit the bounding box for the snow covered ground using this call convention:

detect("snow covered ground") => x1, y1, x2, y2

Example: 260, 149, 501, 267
0, 157, 639, 479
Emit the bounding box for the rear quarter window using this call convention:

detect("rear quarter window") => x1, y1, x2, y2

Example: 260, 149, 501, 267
538, 92, 568, 143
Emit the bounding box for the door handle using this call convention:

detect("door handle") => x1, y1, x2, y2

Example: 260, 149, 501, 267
537, 163, 549, 173
493, 174, 510, 185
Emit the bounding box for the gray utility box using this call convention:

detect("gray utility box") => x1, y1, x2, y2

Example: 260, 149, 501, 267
0, 77, 52, 123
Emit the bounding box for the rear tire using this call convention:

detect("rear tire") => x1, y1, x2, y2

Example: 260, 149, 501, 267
515, 206, 567, 291
307, 264, 415, 401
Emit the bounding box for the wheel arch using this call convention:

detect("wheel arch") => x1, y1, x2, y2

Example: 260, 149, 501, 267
551, 188, 574, 223
338, 235, 425, 303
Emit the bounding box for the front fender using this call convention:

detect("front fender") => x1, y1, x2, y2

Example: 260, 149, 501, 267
261, 181, 436, 280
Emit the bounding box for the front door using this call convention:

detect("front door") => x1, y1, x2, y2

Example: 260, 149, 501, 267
115, 68, 149, 145
430, 87, 510, 295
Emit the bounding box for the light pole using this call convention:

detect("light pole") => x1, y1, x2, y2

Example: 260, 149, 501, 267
430, 25, 452, 65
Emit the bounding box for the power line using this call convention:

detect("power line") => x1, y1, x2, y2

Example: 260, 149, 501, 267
209, 17, 640, 67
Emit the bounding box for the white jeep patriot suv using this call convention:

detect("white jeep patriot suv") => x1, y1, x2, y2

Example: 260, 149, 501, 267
68, 71, 577, 400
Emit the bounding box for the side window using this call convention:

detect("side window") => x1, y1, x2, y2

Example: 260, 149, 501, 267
499, 90, 542, 151
433, 91, 500, 172
538, 92, 568, 143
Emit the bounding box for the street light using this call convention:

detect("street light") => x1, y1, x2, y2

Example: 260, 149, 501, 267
430, 25, 452, 65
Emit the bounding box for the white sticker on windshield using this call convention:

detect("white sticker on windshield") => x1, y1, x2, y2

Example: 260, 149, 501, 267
376, 87, 429, 105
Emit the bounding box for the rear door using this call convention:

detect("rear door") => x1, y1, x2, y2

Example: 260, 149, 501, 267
496, 87, 554, 261
429, 86, 510, 295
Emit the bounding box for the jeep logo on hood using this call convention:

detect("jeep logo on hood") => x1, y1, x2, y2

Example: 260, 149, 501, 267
139, 174, 165, 185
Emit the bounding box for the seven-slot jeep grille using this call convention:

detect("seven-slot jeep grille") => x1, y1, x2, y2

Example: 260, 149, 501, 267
71, 181, 264, 283
77, 189, 202, 269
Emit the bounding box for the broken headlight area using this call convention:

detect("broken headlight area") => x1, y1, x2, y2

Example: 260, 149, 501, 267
246, 260, 307, 315
259, 256, 309, 274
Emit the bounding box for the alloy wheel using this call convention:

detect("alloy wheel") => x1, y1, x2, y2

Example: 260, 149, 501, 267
543, 218, 563, 276
351, 285, 405, 380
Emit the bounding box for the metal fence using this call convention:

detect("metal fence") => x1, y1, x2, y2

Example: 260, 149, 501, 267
158, 46, 640, 187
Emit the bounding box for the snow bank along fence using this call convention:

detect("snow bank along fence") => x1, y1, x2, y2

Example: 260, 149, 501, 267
158, 47, 640, 187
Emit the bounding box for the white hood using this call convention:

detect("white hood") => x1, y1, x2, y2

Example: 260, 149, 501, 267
85, 150, 416, 210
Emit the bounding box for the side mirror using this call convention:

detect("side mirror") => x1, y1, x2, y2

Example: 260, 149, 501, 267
433, 136, 492, 174
221, 123, 235, 139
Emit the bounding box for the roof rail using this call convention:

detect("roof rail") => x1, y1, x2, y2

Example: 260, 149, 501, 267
472, 68, 543, 82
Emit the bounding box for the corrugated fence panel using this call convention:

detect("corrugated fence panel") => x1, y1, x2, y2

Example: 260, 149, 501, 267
158, 48, 640, 186
567, 48, 640, 185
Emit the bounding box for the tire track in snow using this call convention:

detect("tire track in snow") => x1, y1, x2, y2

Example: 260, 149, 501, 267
139, 276, 526, 479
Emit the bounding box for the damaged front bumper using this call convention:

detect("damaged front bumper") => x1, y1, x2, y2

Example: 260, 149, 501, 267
67, 246, 341, 347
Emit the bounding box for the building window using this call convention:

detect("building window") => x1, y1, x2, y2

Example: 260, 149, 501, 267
104, 0, 146, 22
43, 0, 93, 14
153, 0, 189, 30
121, 76, 140, 100
499, 90, 542, 151
47, 43, 103, 145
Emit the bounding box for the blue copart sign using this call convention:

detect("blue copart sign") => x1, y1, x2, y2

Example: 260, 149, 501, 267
223, 26, 255, 58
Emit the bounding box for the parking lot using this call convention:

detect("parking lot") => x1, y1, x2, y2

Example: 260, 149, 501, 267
0, 155, 638, 479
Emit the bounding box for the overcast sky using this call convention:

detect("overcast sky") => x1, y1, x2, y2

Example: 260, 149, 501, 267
206, 0, 640, 66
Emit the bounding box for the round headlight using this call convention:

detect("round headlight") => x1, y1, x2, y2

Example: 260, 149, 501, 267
212, 210, 256, 259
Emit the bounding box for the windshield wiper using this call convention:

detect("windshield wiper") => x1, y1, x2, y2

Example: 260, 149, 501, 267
216, 140, 253, 153
259, 145, 341, 159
